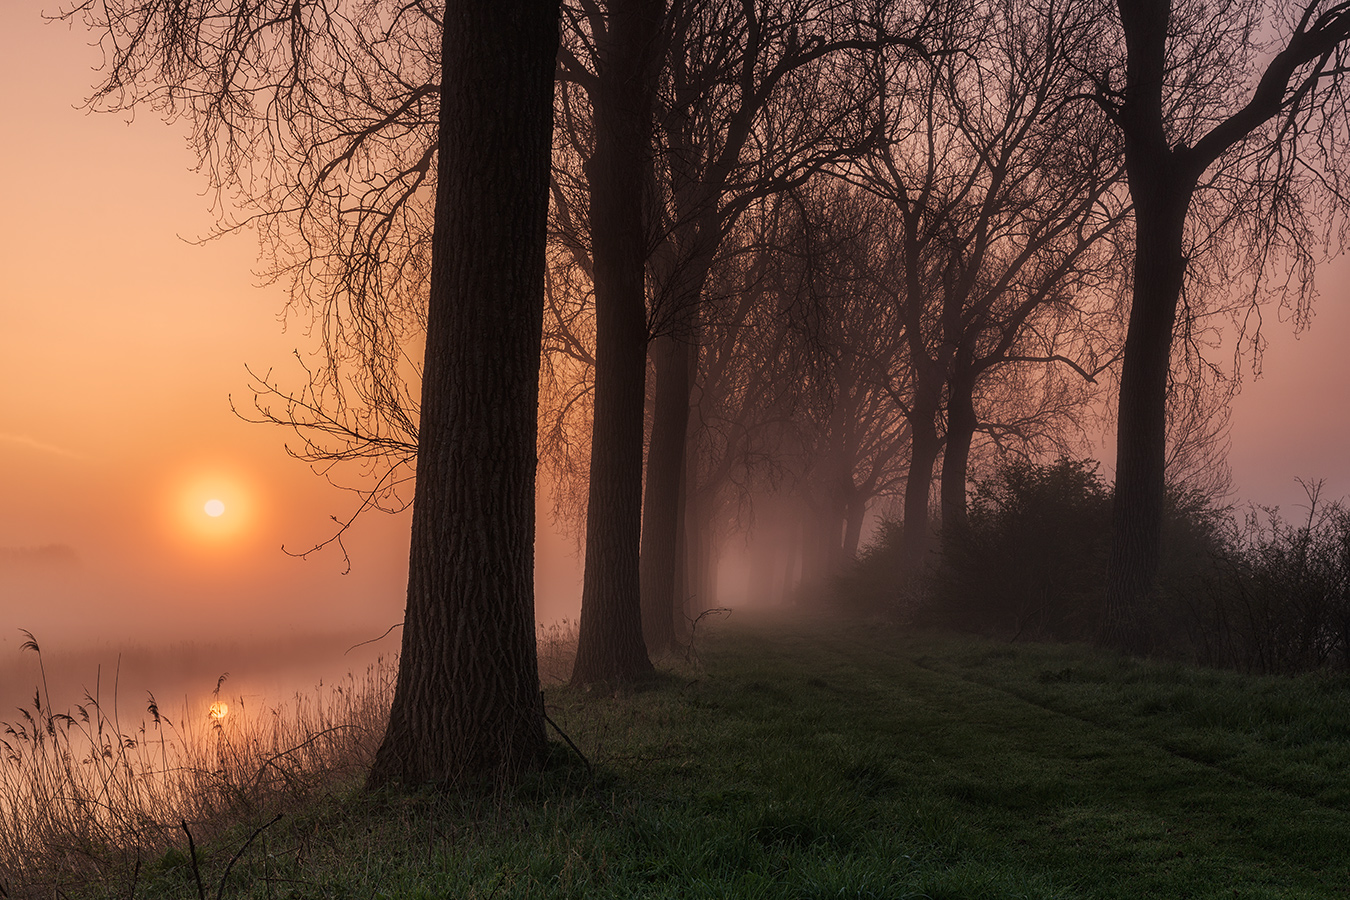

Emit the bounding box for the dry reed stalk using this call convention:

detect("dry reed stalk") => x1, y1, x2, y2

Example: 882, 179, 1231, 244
1, 626, 577, 896
0, 649, 395, 896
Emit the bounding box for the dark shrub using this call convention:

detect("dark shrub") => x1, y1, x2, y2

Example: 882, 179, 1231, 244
1190, 489, 1350, 673
830, 520, 918, 619
837, 459, 1350, 674
925, 457, 1112, 641
836, 456, 1231, 648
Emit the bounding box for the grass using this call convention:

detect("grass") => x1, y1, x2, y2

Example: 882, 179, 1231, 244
6, 612, 1350, 898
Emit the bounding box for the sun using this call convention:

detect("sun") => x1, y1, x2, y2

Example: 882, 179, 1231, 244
166, 467, 256, 546
208, 701, 229, 720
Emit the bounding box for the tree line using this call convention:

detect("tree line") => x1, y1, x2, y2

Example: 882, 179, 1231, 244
60, 0, 1350, 786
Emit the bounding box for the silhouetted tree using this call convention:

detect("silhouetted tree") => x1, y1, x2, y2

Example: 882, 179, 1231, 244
566, 0, 665, 684
635, 0, 932, 648
774, 182, 912, 585
1095, 0, 1350, 652
63, 0, 559, 785
847, 0, 1128, 566
547, 0, 933, 654
368, 0, 558, 785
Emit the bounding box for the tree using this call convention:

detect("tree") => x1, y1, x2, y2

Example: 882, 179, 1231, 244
566, 0, 665, 684
763, 181, 912, 584
64, 0, 560, 785
368, 0, 559, 785
551, 0, 925, 657
635, 0, 930, 649
847, 0, 1128, 565
1097, 0, 1350, 652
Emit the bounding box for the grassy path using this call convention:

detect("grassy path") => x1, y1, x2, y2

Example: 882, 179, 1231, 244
88, 614, 1350, 899
826, 625, 1347, 896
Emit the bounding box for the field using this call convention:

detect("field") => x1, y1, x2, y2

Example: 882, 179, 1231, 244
7, 612, 1350, 898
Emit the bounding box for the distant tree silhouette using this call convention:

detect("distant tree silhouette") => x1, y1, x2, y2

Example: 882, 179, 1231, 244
1096, 0, 1350, 653
63, 0, 560, 785
742, 181, 913, 590
845, 0, 1128, 566
633, 0, 933, 649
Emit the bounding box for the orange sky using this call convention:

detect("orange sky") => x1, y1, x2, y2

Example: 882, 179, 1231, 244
1, 5, 1348, 653
0, 5, 583, 653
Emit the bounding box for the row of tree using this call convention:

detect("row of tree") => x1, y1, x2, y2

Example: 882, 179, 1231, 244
63, 0, 1350, 786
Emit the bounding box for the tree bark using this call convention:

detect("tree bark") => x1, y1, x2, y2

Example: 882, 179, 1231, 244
940, 372, 978, 530
1103, 183, 1190, 653
900, 407, 941, 568
367, 0, 557, 788
571, 0, 663, 684
640, 332, 693, 654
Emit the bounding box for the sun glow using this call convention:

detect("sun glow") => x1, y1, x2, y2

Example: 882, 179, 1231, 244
208, 701, 229, 720
166, 467, 257, 547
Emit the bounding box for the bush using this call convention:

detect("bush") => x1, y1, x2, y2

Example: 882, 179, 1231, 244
830, 520, 920, 619
1190, 487, 1350, 674
925, 457, 1112, 641
837, 459, 1350, 675
837, 457, 1231, 648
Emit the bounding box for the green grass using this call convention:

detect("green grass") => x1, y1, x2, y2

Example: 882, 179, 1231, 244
19, 613, 1350, 899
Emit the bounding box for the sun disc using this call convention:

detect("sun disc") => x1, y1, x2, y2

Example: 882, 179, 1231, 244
209, 701, 229, 720
204, 499, 226, 517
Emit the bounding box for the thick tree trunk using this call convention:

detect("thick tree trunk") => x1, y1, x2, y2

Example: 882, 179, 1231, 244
940, 374, 978, 530
640, 332, 693, 655
367, 0, 557, 788
1102, 0, 1194, 654
571, 0, 663, 684
1103, 192, 1189, 653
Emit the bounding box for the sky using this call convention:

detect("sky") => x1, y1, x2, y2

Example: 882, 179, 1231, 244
0, 5, 584, 665
2, 5, 1349, 664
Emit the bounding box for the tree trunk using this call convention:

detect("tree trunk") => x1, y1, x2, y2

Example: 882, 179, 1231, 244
900, 409, 941, 568
367, 0, 557, 788
571, 0, 663, 684
1102, 0, 1195, 654
842, 496, 866, 560
685, 478, 716, 618
640, 332, 693, 655
1103, 191, 1189, 653
940, 373, 978, 530
798, 490, 842, 598
672, 452, 689, 630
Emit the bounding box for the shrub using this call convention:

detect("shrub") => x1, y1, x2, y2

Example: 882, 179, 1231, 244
830, 520, 919, 619
836, 459, 1350, 675
1189, 486, 1350, 674
925, 457, 1113, 641
837, 457, 1232, 648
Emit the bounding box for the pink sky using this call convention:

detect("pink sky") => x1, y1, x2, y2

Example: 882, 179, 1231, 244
2, 5, 1347, 653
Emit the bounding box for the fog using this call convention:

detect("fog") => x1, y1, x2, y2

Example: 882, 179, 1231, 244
4, 0, 1350, 741
0, 481, 586, 727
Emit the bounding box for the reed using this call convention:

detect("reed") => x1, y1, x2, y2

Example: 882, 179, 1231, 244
0, 623, 580, 897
